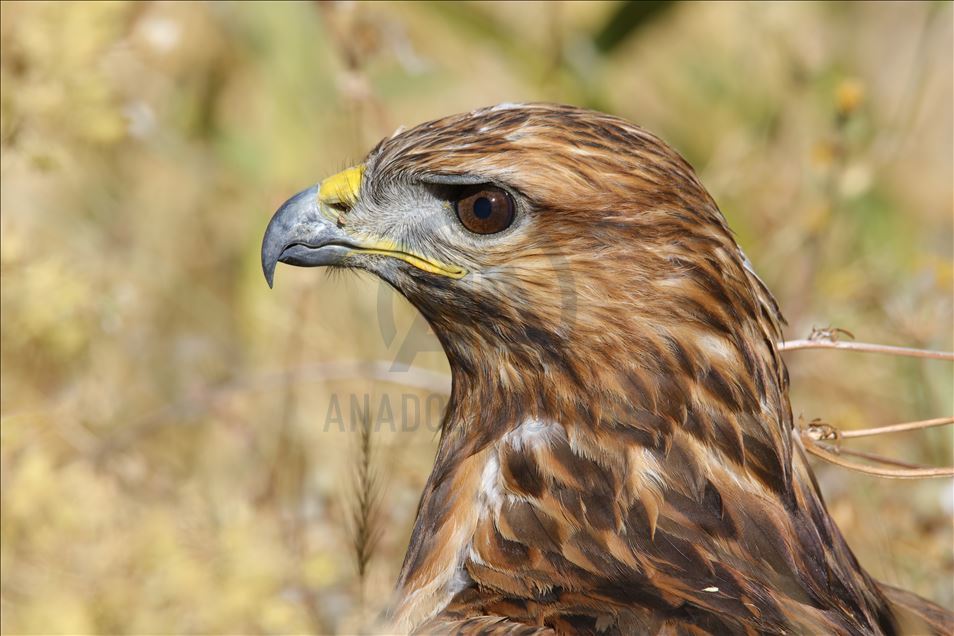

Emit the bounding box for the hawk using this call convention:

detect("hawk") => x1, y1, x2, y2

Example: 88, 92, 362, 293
262, 104, 952, 635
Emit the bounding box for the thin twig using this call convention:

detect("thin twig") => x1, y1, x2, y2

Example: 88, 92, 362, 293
814, 443, 924, 470
838, 416, 954, 439
779, 339, 954, 360
800, 432, 954, 479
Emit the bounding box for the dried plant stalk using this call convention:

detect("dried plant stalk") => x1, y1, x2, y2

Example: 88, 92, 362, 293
799, 432, 954, 479
838, 416, 954, 439
780, 339, 954, 360
349, 411, 383, 612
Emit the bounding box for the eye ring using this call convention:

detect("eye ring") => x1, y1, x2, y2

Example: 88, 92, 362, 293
454, 186, 515, 235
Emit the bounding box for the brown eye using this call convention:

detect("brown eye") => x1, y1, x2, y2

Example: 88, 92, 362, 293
454, 186, 515, 235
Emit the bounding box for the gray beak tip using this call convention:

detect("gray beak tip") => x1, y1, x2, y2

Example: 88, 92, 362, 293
261, 234, 278, 288
262, 250, 278, 289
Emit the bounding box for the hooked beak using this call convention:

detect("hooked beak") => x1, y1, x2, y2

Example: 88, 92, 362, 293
261, 185, 355, 288
263, 166, 468, 287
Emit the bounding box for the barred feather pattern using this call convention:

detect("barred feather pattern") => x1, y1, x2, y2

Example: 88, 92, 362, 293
347, 105, 951, 634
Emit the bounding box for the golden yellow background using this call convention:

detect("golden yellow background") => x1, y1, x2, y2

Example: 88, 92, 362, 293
1, 1, 951, 633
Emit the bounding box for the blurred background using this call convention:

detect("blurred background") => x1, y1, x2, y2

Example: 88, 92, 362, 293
1, 1, 951, 633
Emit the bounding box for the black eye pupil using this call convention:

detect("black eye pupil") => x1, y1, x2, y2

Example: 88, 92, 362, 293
454, 186, 515, 235
473, 197, 492, 219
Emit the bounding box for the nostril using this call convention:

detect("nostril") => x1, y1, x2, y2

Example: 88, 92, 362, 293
327, 201, 351, 227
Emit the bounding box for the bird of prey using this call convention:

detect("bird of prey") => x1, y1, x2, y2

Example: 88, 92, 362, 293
262, 104, 952, 635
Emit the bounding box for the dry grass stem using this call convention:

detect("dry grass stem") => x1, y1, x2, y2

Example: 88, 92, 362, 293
819, 446, 925, 470
799, 415, 953, 479
349, 412, 383, 615
799, 433, 954, 479
780, 339, 954, 360
838, 417, 954, 439
780, 326, 954, 360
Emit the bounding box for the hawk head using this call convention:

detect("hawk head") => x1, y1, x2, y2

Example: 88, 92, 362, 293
262, 103, 782, 442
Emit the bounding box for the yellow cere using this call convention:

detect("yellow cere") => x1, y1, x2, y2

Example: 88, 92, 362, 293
318, 164, 365, 207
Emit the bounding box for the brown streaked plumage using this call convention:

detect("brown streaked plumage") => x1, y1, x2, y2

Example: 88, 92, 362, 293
261, 103, 953, 635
